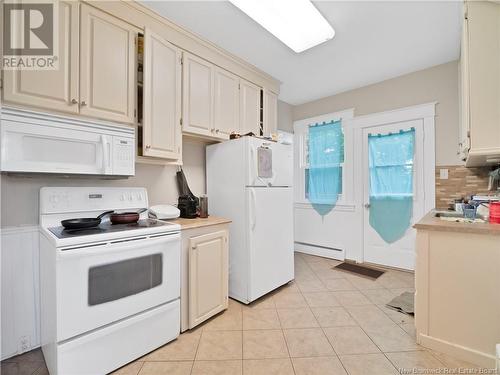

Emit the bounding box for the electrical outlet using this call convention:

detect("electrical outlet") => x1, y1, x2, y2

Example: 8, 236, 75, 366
439, 169, 449, 180
19, 336, 30, 353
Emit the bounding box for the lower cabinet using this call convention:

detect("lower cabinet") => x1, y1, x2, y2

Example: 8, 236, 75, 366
179, 223, 229, 331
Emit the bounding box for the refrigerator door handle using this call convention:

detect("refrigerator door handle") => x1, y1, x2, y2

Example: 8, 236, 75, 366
250, 188, 257, 230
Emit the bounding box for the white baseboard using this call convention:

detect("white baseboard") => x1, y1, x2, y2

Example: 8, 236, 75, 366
294, 242, 345, 261
417, 333, 496, 369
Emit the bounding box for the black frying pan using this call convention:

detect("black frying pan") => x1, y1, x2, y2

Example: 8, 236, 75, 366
61, 210, 114, 230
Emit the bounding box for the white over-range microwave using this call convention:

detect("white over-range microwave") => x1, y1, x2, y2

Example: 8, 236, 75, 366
0, 107, 135, 176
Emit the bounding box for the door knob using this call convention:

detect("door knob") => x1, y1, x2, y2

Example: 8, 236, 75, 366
216, 129, 220, 133
364, 203, 371, 209
71, 99, 78, 104
81, 101, 87, 106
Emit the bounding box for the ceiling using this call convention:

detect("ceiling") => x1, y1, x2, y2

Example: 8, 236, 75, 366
141, 1, 462, 105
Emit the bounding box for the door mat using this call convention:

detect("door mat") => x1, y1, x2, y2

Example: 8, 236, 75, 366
386, 291, 414, 316
333, 262, 385, 280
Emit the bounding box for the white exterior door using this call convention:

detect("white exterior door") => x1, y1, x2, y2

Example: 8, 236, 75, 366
362, 119, 425, 270
142, 29, 182, 160
247, 187, 294, 301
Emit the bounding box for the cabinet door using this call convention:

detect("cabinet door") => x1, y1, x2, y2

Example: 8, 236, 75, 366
182, 53, 214, 137
264, 89, 278, 136
213, 68, 240, 139
188, 230, 228, 329
239, 79, 261, 135
2, 1, 79, 114
467, 1, 500, 152
142, 29, 182, 160
79, 4, 137, 124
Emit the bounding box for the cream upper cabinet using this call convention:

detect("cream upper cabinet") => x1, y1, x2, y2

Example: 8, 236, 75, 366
182, 53, 214, 137
462, 1, 500, 166
263, 89, 278, 136
2, 1, 79, 114
142, 29, 182, 160
213, 68, 240, 139
188, 230, 228, 329
239, 79, 261, 135
79, 4, 138, 124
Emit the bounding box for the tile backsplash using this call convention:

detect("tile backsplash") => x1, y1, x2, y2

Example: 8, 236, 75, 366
435, 165, 495, 210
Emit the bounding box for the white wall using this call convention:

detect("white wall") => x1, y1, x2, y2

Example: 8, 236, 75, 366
0, 138, 206, 227
293, 61, 460, 166
277, 100, 293, 133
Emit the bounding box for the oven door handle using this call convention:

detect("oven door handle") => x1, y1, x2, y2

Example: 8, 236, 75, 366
57, 233, 180, 258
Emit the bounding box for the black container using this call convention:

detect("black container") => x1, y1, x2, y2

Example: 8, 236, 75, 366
178, 195, 198, 219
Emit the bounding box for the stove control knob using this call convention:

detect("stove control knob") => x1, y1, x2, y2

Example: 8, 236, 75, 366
136, 193, 142, 201
120, 194, 126, 201
128, 194, 133, 201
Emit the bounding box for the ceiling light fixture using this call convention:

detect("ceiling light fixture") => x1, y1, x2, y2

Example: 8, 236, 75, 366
228, 0, 335, 53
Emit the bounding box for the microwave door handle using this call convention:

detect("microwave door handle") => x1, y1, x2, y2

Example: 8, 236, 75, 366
101, 135, 111, 174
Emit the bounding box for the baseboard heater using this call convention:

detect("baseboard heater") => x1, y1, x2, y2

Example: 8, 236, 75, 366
294, 241, 345, 261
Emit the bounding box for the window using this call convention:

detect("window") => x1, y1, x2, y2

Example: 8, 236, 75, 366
304, 127, 344, 199
293, 109, 353, 205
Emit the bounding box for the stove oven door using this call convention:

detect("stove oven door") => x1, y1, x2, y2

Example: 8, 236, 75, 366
56, 232, 180, 341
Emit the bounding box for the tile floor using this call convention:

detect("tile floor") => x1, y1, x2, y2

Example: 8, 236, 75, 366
1, 253, 488, 375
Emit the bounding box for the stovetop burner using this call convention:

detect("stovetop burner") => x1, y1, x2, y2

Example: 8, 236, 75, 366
48, 219, 170, 239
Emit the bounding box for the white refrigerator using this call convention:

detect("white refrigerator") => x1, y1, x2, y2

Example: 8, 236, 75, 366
207, 137, 294, 304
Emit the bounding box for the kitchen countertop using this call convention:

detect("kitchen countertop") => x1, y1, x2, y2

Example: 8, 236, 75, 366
168, 216, 231, 230
414, 211, 500, 235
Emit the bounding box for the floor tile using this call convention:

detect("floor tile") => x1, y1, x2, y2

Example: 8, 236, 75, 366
344, 275, 385, 290
332, 291, 372, 306
111, 361, 144, 375
292, 356, 348, 375
273, 292, 308, 309
323, 326, 380, 355
313, 268, 347, 281
363, 324, 419, 352
144, 329, 201, 361
0, 361, 45, 375
377, 274, 414, 289
378, 304, 414, 325
283, 328, 334, 357
242, 294, 275, 310
5, 349, 44, 363
361, 288, 398, 305
203, 307, 242, 331
138, 361, 192, 375
400, 323, 416, 338
428, 350, 482, 370
191, 360, 243, 375
243, 330, 289, 359
339, 353, 399, 375
386, 351, 445, 371
243, 308, 281, 330
296, 278, 328, 292
322, 278, 357, 292
33, 366, 49, 375
311, 307, 357, 327
243, 358, 294, 375
303, 292, 341, 307
277, 308, 319, 328
345, 305, 395, 328
196, 331, 243, 360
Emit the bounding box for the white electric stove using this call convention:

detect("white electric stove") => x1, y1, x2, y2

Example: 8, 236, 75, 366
39, 187, 181, 375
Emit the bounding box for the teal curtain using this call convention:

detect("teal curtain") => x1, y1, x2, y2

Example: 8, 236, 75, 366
308, 120, 343, 216
368, 129, 415, 243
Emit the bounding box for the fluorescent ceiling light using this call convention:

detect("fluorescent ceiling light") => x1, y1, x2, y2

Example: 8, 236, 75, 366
229, 0, 335, 53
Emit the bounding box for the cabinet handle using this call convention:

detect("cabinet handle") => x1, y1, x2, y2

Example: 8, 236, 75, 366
145, 145, 151, 149
216, 129, 220, 133
71, 99, 78, 105
81, 101, 87, 107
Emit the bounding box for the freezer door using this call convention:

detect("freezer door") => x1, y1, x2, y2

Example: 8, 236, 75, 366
247, 187, 294, 301
246, 137, 293, 187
